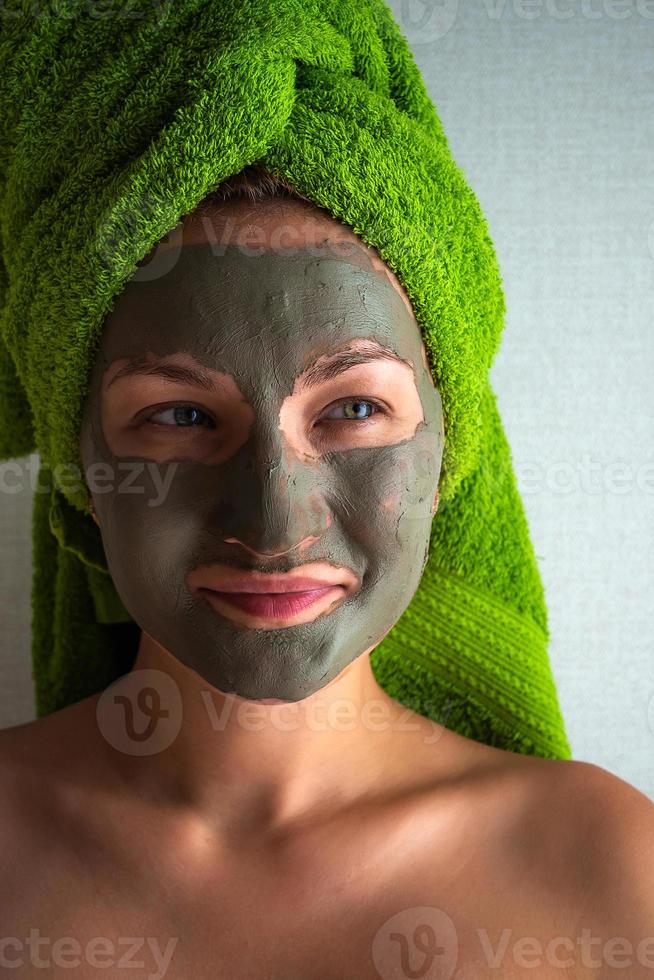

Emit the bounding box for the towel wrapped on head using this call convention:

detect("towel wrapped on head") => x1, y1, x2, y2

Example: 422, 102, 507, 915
0, 0, 570, 758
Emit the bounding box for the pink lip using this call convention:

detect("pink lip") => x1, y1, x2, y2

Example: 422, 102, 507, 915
187, 561, 359, 628
201, 587, 342, 618
187, 562, 359, 594
201, 576, 343, 595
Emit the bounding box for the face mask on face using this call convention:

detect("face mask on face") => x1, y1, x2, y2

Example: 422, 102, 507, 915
79, 241, 444, 702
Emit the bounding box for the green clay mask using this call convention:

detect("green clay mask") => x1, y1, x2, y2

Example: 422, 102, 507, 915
79, 242, 444, 701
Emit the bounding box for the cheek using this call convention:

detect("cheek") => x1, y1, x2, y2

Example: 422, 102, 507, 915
339, 450, 436, 630
376, 447, 438, 516
92, 474, 195, 619
338, 444, 437, 557
379, 489, 403, 513
101, 500, 170, 587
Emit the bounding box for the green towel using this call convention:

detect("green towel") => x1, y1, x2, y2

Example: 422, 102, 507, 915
0, 0, 571, 758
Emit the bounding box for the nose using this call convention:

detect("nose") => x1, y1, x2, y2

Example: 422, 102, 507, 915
215, 421, 331, 557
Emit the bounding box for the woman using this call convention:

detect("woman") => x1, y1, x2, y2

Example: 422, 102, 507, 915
1, 3, 653, 977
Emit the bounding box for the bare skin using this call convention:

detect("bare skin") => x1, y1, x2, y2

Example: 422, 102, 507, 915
2, 201, 653, 980
2, 666, 653, 980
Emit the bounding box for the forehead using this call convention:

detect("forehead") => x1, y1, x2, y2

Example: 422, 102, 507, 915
173, 196, 417, 320
96, 239, 427, 395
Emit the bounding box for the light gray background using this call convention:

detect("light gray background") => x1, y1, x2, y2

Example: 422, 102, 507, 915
1, 0, 652, 800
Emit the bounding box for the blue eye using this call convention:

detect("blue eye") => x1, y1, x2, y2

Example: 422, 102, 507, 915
140, 397, 386, 433
145, 404, 216, 429
322, 398, 383, 422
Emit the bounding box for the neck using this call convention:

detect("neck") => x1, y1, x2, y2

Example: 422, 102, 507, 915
103, 630, 449, 842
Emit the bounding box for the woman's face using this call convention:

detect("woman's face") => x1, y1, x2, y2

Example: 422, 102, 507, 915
79, 201, 444, 701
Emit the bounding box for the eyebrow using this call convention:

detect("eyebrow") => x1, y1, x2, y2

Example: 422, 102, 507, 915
106, 358, 216, 391
297, 347, 408, 391
105, 346, 409, 392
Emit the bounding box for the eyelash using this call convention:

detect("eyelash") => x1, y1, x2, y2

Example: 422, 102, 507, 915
140, 397, 388, 432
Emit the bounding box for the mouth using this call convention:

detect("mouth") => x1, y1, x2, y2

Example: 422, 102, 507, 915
187, 562, 359, 629
197, 585, 347, 628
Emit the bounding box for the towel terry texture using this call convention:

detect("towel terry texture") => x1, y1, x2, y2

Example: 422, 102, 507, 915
0, 0, 571, 758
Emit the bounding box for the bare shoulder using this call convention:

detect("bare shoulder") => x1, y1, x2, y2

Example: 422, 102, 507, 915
0, 709, 72, 828
403, 736, 654, 977
512, 754, 654, 960
560, 759, 654, 914
0, 714, 67, 901
521, 753, 654, 832
0, 697, 93, 779
0, 695, 106, 844
563, 757, 654, 831
548, 757, 654, 879
0, 697, 113, 913
507, 752, 654, 870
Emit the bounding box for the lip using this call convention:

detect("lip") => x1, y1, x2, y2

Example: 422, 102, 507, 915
200, 575, 343, 594
187, 562, 360, 629
199, 585, 346, 625
187, 562, 359, 594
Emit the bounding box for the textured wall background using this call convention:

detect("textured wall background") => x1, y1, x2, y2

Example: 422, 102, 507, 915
1, 0, 652, 800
